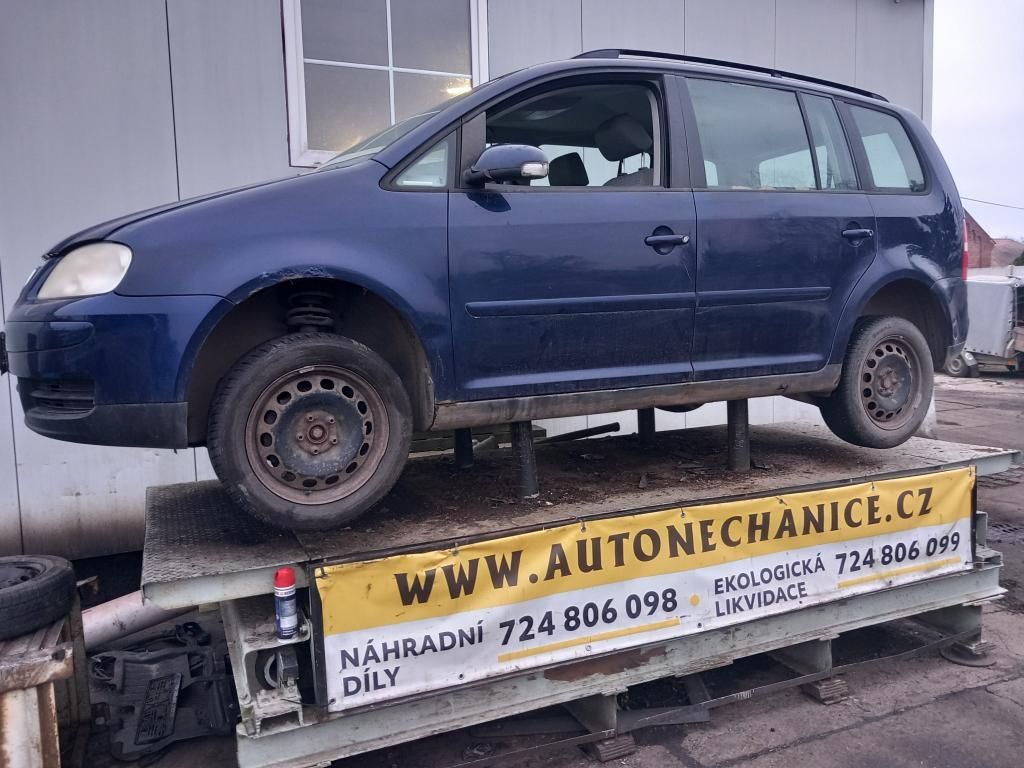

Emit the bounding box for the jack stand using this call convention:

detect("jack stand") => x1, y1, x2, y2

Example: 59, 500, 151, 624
511, 421, 540, 498
637, 408, 656, 444
454, 428, 474, 469
727, 399, 751, 472
772, 638, 848, 705
922, 604, 997, 667
565, 694, 636, 763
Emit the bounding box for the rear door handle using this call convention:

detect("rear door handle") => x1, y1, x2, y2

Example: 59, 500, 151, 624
644, 233, 690, 247
841, 228, 874, 242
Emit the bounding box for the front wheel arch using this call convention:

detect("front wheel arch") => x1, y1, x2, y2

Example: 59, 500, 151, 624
183, 278, 435, 444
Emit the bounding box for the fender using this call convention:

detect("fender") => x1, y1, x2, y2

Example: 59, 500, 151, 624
827, 266, 957, 369
173, 267, 443, 407
106, 161, 455, 403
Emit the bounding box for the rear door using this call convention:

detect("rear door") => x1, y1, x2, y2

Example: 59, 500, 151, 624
447, 77, 697, 400
682, 77, 876, 380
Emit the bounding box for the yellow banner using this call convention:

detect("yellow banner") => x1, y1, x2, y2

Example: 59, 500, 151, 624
317, 467, 973, 634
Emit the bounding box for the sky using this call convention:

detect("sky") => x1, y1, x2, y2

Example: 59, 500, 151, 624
932, 0, 1024, 240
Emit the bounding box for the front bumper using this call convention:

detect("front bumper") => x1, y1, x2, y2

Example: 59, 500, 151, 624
4, 292, 228, 448
23, 400, 189, 448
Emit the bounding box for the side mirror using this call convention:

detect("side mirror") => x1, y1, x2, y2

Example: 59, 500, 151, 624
463, 144, 549, 187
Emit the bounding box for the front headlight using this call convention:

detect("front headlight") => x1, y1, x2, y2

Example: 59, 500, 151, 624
37, 242, 133, 300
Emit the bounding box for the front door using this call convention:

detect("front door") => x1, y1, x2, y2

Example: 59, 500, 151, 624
684, 77, 876, 380
448, 80, 697, 400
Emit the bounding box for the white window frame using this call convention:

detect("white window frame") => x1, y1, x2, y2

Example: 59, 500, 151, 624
283, 0, 488, 167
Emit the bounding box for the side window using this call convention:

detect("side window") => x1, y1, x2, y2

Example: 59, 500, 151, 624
395, 133, 452, 188
484, 83, 660, 188
848, 106, 925, 192
688, 79, 815, 190
803, 95, 858, 190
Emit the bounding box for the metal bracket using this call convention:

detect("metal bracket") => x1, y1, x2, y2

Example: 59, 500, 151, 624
222, 596, 311, 737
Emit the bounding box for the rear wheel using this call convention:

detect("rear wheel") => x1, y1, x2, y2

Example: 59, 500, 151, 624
208, 333, 412, 530
820, 316, 933, 448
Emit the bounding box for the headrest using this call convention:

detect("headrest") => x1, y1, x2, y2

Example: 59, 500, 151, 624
548, 152, 589, 186
595, 114, 652, 161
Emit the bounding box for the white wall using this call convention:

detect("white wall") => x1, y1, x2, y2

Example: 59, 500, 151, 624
487, 0, 931, 119
0, 0, 294, 558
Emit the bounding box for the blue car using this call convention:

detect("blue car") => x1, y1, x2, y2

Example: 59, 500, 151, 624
1, 50, 967, 530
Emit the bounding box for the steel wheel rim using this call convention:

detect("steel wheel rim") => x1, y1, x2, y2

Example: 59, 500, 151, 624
947, 356, 964, 374
859, 335, 921, 431
0, 562, 40, 590
245, 365, 389, 505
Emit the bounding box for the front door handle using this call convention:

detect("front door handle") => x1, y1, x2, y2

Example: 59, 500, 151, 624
842, 228, 874, 243
645, 232, 691, 250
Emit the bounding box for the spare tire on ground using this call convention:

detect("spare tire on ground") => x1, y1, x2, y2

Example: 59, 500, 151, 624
0, 555, 76, 640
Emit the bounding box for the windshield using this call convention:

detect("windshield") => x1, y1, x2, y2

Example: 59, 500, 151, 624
317, 77, 507, 169
319, 111, 439, 169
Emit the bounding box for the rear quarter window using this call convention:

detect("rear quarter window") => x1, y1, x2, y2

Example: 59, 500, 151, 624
848, 105, 925, 192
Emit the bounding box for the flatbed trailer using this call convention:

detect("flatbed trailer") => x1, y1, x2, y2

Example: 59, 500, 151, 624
140, 423, 1019, 768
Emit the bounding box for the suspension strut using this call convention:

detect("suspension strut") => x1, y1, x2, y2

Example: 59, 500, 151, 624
286, 291, 336, 333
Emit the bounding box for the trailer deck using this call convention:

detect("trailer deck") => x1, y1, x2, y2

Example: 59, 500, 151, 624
138, 423, 1019, 768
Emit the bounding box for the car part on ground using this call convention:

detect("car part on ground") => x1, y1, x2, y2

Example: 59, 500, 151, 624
944, 351, 977, 377
82, 589, 192, 652
819, 316, 934, 449
207, 332, 412, 530
90, 621, 237, 761
0, 555, 76, 640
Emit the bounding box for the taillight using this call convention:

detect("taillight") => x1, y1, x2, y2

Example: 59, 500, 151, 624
962, 219, 969, 280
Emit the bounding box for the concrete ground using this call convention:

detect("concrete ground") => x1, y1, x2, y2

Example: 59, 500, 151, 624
107, 372, 1024, 768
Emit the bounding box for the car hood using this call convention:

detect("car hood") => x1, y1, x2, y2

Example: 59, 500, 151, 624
44, 174, 304, 258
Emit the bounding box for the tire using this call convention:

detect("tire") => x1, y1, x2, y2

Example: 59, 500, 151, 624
0, 555, 76, 640
207, 332, 413, 531
944, 353, 970, 377
819, 316, 934, 449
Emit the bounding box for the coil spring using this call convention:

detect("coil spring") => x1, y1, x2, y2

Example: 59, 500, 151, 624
286, 291, 336, 331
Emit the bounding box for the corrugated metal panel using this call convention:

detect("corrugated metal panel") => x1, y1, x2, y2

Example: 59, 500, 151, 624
487, 0, 582, 77
582, 0, 684, 54
776, 0, 856, 84
167, 0, 295, 198
0, 242, 23, 554
855, 0, 925, 114
0, 379, 21, 556
684, 0, 775, 67
0, 0, 196, 559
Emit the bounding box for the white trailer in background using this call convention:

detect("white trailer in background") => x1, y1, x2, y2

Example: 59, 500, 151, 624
953, 269, 1024, 375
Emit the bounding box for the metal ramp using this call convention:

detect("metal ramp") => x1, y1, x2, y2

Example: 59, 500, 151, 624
138, 424, 1019, 767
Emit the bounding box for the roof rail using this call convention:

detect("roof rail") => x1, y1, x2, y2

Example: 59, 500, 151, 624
574, 48, 888, 102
